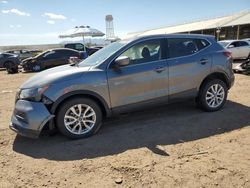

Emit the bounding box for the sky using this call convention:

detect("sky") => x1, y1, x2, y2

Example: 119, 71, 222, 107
0, 0, 249, 46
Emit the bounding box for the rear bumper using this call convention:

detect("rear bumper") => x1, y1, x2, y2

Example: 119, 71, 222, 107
10, 100, 54, 139
229, 74, 235, 88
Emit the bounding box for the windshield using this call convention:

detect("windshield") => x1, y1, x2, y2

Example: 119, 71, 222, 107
218, 41, 230, 47
78, 41, 127, 67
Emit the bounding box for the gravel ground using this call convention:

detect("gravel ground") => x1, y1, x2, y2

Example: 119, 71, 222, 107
0, 69, 249, 188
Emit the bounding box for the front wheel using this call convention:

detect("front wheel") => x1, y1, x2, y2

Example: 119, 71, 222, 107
197, 79, 228, 112
56, 98, 103, 139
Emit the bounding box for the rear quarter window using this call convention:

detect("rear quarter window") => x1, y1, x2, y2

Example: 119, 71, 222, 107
167, 38, 210, 59
194, 39, 210, 50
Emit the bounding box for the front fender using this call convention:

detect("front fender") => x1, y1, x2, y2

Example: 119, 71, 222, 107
50, 90, 112, 117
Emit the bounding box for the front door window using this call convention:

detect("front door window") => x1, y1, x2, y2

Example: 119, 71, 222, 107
119, 40, 161, 66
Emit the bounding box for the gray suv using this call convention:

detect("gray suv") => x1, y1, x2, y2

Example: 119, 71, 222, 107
10, 34, 235, 139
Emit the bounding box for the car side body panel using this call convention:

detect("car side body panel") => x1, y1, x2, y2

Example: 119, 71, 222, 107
107, 59, 169, 108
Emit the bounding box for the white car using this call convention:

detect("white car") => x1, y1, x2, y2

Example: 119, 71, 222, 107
243, 38, 250, 42
219, 40, 250, 59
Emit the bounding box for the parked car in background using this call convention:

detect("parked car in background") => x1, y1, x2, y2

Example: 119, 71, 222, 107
219, 40, 250, 59
64, 43, 101, 56
4, 49, 39, 60
86, 46, 102, 56
0, 52, 20, 73
233, 58, 250, 74
21, 48, 84, 72
242, 38, 250, 42
10, 34, 234, 139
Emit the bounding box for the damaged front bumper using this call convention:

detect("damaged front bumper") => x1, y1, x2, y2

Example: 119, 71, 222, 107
10, 100, 54, 138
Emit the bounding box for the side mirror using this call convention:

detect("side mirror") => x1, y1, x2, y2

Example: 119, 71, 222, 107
114, 56, 130, 67
228, 45, 235, 48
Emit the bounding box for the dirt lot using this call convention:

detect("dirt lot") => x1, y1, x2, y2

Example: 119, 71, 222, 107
0, 69, 249, 188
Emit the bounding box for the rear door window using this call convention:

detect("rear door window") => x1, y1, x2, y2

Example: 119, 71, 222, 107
194, 39, 210, 50
238, 41, 249, 47
75, 44, 84, 51
65, 44, 84, 51
61, 50, 79, 58
43, 51, 61, 59
65, 44, 74, 49
230, 42, 240, 47
167, 38, 210, 59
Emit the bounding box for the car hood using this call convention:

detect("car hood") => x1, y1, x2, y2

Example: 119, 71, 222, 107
20, 64, 91, 89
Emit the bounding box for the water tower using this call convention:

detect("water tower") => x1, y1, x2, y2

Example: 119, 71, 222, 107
105, 15, 116, 41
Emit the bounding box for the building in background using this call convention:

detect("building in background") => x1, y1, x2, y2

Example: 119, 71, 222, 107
124, 10, 250, 41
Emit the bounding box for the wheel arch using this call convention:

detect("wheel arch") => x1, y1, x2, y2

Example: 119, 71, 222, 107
50, 90, 112, 118
199, 72, 230, 91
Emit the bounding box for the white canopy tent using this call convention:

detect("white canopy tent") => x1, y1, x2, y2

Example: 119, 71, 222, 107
59, 25, 105, 44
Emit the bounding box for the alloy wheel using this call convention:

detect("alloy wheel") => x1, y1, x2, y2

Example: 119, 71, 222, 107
205, 84, 225, 108
64, 104, 96, 135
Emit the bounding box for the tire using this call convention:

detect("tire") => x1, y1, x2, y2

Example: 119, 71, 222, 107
7, 66, 18, 74
4, 61, 18, 74
56, 97, 103, 139
197, 79, 228, 112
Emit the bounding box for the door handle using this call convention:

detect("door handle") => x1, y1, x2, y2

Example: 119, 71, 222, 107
200, 59, 208, 65
154, 67, 165, 73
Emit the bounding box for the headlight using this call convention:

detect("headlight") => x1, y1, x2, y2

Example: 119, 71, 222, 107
19, 86, 49, 101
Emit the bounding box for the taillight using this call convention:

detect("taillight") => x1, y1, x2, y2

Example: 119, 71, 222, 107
223, 51, 233, 68
223, 51, 232, 58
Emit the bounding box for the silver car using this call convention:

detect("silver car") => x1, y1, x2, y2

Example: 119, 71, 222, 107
10, 34, 235, 139
219, 40, 250, 59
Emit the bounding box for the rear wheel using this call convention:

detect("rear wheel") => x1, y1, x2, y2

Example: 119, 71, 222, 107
56, 98, 103, 139
197, 79, 228, 112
